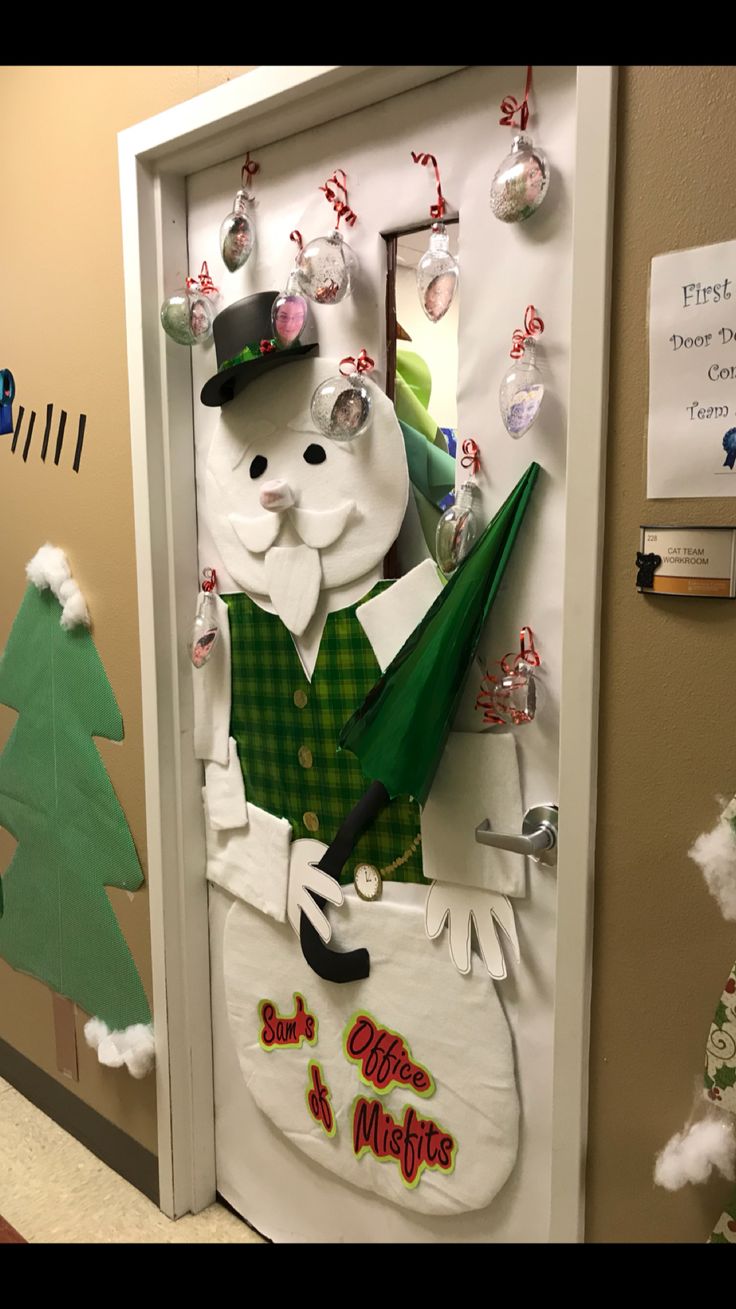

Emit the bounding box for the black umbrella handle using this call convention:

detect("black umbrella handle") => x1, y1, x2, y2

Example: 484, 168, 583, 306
299, 781, 390, 983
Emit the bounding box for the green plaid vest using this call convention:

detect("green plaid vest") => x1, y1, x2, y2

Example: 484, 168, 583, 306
225, 586, 425, 887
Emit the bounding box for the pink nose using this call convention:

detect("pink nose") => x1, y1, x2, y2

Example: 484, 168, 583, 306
259, 479, 295, 512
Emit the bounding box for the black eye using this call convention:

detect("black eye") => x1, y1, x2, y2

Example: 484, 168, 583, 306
303, 444, 326, 465
249, 455, 268, 479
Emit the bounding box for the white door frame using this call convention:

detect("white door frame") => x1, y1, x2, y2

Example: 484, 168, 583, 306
118, 64, 617, 1235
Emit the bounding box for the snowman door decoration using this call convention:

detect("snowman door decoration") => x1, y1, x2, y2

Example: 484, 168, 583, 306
193, 291, 537, 1216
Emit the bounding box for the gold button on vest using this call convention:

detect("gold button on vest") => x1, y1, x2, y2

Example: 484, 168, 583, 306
298, 746, 313, 769
303, 811, 319, 832
294, 689, 308, 708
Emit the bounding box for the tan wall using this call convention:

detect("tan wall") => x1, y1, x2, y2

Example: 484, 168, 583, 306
0, 66, 250, 1154
587, 66, 736, 1242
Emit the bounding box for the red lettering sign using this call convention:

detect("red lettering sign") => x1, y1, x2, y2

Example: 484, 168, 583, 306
343, 1012, 434, 1096
306, 1061, 336, 1138
258, 993, 318, 1051
352, 1097, 457, 1189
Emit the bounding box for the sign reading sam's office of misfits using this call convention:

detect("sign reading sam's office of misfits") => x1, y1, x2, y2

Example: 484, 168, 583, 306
648, 240, 736, 498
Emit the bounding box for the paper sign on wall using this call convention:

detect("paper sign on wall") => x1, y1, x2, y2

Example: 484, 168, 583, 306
648, 240, 736, 498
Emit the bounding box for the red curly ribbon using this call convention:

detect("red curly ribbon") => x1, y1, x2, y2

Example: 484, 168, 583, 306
241, 151, 260, 191
475, 625, 541, 725
499, 66, 533, 132
411, 150, 447, 220
196, 261, 219, 296
201, 568, 217, 593
460, 438, 481, 477
510, 304, 544, 358
339, 349, 374, 377
260, 339, 276, 354
290, 230, 304, 253
319, 169, 358, 228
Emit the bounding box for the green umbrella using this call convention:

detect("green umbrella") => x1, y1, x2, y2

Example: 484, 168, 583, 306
300, 461, 541, 983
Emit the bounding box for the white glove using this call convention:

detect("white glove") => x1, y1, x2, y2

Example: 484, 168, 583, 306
287, 838, 345, 943
425, 881, 520, 979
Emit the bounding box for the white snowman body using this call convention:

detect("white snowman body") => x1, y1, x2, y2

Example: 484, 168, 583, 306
194, 357, 523, 1215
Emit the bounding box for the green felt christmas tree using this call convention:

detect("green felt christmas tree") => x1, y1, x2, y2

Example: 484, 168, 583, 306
0, 583, 151, 1032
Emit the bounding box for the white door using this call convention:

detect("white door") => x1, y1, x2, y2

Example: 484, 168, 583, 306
120, 65, 614, 1240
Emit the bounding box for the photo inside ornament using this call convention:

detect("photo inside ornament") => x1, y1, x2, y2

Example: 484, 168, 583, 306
220, 191, 255, 273
190, 591, 220, 668
490, 134, 549, 224
310, 374, 372, 442
499, 341, 544, 438
271, 290, 308, 347
160, 289, 215, 347
296, 230, 358, 305
416, 223, 459, 323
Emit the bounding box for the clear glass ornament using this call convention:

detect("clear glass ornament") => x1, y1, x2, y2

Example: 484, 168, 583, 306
190, 588, 220, 668
310, 372, 372, 442
416, 222, 459, 323
160, 288, 216, 347
491, 659, 540, 725
436, 479, 481, 575
296, 229, 358, 305
271, 273, 309, 347
220, 190, 255, 272
490, 134, 550, 224
499, 339, 544, 438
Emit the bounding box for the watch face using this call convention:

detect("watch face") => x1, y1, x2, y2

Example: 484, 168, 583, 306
354, 863, 382, 901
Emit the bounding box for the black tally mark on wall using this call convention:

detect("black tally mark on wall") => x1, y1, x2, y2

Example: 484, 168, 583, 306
7, 403, 88, 473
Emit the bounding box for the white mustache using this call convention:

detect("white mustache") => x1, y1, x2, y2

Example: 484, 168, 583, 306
228, 500, 355, 555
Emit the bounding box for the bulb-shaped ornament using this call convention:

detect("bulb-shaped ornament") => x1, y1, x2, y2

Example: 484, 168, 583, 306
220, 189, 255, 273
490, 134, 549, 224
435, 479, 481, 575
500, 339, 544, 438
416, 223, 459, 323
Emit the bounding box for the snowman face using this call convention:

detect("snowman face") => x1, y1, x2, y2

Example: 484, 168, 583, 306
206, 357, 409, 601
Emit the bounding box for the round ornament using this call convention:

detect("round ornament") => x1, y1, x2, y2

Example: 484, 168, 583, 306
160, 263, 220, 348
296, 229, 357, 306
310, 350, 374, 442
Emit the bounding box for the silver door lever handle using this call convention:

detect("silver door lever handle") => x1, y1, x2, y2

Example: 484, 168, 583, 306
475, 804, 558, 868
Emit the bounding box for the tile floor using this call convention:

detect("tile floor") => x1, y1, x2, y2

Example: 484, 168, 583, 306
0, 1077, 265, 1243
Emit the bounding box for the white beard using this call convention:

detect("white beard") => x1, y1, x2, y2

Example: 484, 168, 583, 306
263, 545, 322, 637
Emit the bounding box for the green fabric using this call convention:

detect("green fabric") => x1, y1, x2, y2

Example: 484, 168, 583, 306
220, 337, 299, 372
340, 464, 540, 805
394, 374, 441, 446
399, 420, 456, 509
396, 349, 432, 411
225, 586, 425, 886
0, 586, 151, 1031
703, 959, 736, 1112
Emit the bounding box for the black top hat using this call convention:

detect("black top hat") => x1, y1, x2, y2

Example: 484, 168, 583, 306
200, 290, 318, 408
